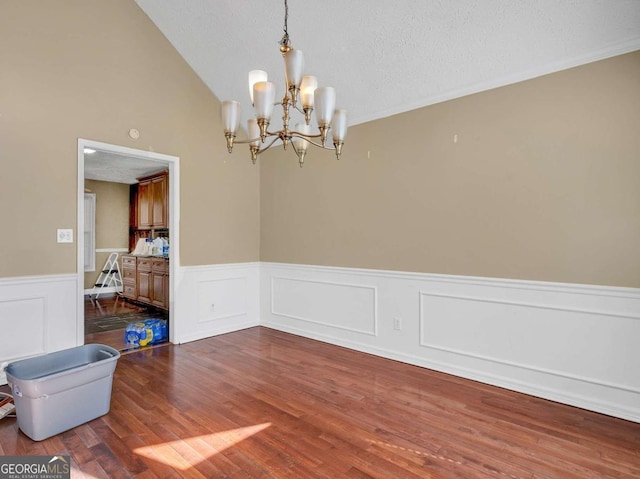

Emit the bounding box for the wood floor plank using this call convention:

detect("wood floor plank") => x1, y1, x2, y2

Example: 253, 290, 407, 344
133, 470, 161, 479
76, 459, 111, 479
1, 326, 639, 479
89, 419, 148, 475
61, 429, 95, 466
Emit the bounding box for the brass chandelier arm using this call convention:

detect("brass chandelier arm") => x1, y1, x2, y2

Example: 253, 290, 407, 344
231, 130, 287, 146
231, 136, 280, 150
289, 133, 336, 150
256, 136, 281, 154
230, 138, 256, 146
291, 104, 305, 114
232, 133, 335, 151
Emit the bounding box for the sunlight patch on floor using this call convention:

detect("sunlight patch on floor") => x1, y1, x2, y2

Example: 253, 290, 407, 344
133, 422, 272, 470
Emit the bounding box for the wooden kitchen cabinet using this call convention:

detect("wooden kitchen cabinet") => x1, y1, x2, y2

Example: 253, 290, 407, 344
136, 257, 152, 303
151, 174, 167, 228
121, 255, 137, 300
121, 254, 169, 310
123, 171, 170, 311
137, 181, 151, 229
151, 257, 169, 309
136, 171, 168, 230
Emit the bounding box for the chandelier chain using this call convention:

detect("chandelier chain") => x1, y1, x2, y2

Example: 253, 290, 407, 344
279, 0, 290, 48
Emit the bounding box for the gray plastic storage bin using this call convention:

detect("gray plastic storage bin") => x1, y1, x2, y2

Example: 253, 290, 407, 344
6, 344, 120, 441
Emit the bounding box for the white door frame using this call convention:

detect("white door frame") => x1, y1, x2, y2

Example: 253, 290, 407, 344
77, 139, 180, 345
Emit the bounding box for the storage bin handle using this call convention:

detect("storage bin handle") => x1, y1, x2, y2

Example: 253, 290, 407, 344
99, 349, 116, 357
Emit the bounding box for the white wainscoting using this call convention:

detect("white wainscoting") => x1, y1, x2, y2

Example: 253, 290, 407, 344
173, 262, 260, 344
260, 262, 640, 423
0, 264, 260, 383
0, 274, 78, 385
3, 263, 638, 422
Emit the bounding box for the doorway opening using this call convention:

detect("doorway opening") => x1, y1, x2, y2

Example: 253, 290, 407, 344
77, 139, 179, 351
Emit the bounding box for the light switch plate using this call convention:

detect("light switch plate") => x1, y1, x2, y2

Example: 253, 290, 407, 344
57, 229, 73, 243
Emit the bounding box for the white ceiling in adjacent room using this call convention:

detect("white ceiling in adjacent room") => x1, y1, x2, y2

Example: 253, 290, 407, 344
84, 150, 166, 184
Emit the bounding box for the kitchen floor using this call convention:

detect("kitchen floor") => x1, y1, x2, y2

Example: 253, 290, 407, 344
84, 293, 168, 351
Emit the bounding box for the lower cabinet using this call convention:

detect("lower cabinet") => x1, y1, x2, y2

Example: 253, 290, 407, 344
136, 257, 152, 303
151, 257, 169, 309
122, 255, 137, 300
121, 255, 169, 310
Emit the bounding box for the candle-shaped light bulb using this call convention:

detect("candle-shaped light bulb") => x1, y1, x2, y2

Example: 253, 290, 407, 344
248, 70, 268, 105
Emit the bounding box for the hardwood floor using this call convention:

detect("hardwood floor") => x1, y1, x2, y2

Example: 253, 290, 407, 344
84, 294, 168, 351
84, 294, 148, 322
1, 327, 638, 478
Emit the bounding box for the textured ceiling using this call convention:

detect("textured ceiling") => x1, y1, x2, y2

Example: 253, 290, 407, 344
85, 150, 167, 184
134, 0, 640, 131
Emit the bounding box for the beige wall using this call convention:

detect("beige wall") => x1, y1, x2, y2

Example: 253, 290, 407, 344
261, 51, 640, 288
0, 0, 260, 278
1, 1, 638, 289
83, 180, 130, 289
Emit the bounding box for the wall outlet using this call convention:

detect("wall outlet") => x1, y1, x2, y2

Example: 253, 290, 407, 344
57, 229, 73, 243
393, 317, 402, 331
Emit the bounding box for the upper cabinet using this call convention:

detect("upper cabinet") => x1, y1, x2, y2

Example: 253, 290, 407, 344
151, 174, 167, 228
136, 171, 168, 230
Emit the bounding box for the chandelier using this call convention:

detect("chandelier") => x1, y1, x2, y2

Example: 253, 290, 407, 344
220, 0, 348, 168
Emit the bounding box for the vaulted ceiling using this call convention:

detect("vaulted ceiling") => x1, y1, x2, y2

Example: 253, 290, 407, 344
85, 1, 640, 183
134, 0, 640, 131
